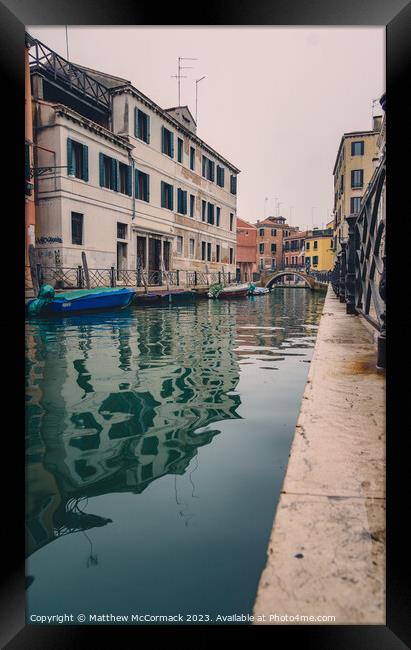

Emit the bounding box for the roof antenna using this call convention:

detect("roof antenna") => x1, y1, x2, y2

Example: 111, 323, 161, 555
171, 57, 197, 105
195, 76, 206, 125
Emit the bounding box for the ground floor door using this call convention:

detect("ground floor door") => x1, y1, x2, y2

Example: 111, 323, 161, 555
163, 241, 171, 270
136, 236, 146, 270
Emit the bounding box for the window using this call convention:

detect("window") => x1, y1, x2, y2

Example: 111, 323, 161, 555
135, 108, 150, 143
135, 170, 150, 202
177, 138, 183, 163
117, 222, 127, 240
71, 212, 83, 245
202, 155, 215, 180
207, 242, 212, 262
189, 238, 195, 258
271, 259, 276, 269
201, 241, 206, 261
176, 235, 183, 254
350, 196, 362, 213
314, 241, 318, 249
177, 188, 188, 214
259, 243, 264, 254
351, 169, 364, 188
216, 165, 225, 187
340, 175, 344, 193
351, 141, 364, 156
67, 139, 88, 181
201, 200, 207, 222
230, 213, 234, 231
161, 181, 174, 210
216, 206, 221, 227
271, 228, 277, 236
99, 153, 117, 191
271, 243, 276, 253
119, 162, 132, 196
229, 247, 234, 264
216, 244, 221, 262
190, 194, 195, 218
260, 258, 264, 270
312, 256, 319, 266
284, 230, 289, 237
230, 175, 237, 195
259, 228, 264, 237
207, 202, 215, 225
190, 146, 195, 170
306, 242, 310, 250
161, 126, 174, 158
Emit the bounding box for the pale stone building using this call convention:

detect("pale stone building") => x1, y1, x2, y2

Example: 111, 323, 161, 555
332, 115, 382, 254
29, 35, 239, 282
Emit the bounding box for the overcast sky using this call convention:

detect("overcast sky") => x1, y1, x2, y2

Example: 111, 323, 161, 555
28, 26, 384, 230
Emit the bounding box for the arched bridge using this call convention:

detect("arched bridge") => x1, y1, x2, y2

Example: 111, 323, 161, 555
263, 270, 317, 290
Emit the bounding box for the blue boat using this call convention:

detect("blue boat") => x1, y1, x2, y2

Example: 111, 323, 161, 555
27, 286, 136, 315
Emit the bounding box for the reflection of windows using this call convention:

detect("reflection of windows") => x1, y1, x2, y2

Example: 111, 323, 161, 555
71, 212, 83, 245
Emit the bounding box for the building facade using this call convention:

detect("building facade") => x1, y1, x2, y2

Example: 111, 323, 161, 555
236, 218, 257, 282
333, 116, 382, 254
254, 216, 297, 271
29, 35, 239, 281
283, 230, 307, 269
304, 226, 335, 272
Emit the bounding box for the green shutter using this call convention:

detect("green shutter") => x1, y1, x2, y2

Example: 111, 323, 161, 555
127, 166, 132, 196
82, 144, 89, 181
99, 152, 104, 186
183, 191, 187, 215
170, 133, 174, 158
135, 169, 139, 199
169, 185, 174, 211
67, 138, 74, 176
161, 127, 165, 153
145, 174, 150, 202
161, 181, 165, 207
111, 158, 118, 191
134, 108, 138, 138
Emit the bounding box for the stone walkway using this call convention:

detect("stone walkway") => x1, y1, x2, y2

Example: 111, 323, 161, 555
253, 286, 385, 625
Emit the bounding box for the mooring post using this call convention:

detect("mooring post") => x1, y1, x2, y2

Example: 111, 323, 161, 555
345, 215, 357, 314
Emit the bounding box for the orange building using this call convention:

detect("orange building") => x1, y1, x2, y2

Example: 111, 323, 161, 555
236, 217, 257, 282
283, 230, 308, 269
25, 35, 35, 286
254, 216, 298, 271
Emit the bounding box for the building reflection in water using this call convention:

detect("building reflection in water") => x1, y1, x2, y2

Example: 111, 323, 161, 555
25, 302, 242, 559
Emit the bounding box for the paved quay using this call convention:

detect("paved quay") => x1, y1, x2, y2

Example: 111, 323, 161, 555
253, 285, 385, 625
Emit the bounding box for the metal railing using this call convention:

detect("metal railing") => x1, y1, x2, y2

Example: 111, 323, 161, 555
330, 150, 386, 369
308, 270, 331, 284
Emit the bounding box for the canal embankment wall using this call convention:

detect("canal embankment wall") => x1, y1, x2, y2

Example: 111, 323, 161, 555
253, 284, 385, 625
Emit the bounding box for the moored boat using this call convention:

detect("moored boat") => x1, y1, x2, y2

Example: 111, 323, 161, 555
248, 285, 269, 296
27, 285, 136, 316
208, 283, 250, 299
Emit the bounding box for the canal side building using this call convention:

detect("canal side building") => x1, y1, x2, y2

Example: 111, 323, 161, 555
333, 116, 382, 254
236, 217, 257, 282
304, 224, 335, 272
28, 34, 239, 280
283, 230, 307, 270
254, 216, 298, 271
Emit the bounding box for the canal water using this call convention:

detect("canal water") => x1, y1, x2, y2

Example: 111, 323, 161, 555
26, 289, 325, 623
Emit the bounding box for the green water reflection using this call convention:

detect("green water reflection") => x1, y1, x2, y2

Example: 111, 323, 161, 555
26, 289, 325, 622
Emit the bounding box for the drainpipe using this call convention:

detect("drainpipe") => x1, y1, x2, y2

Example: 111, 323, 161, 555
130, 154, 136, 220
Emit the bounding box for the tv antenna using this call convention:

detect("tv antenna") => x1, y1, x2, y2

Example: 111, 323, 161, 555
171, 57, 197, 106
195, 76, 206, 124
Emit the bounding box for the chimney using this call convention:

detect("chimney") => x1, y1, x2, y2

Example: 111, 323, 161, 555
373, 115, 382, 132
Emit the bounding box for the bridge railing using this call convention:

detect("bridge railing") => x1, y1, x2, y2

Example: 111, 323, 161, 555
330, 150, 386, 369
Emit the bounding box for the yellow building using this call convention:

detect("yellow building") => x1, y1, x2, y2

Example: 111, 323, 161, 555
333, 116, 382, 254
304, 226, 335, 272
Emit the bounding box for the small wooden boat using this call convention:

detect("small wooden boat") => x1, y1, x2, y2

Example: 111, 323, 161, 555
135, 289, 197, 304
27, 286, 135, 315
249, 286, 269, 296
208, 283, 250, 299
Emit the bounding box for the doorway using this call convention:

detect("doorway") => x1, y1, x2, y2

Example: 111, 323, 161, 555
117, 242, 128, 278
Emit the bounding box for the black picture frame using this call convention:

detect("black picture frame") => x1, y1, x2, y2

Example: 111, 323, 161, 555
1, 0, 409, 647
